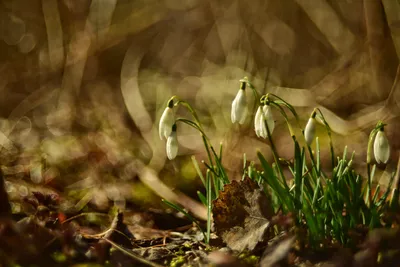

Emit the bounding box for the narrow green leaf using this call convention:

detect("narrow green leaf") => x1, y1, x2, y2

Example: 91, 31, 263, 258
206, 170, 212, 244
192, 156, 205, 186
197, 191, 207, 206
162, 199, 206, 240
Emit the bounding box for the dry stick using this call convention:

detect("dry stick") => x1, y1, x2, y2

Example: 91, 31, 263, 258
364, 0, 391, 100
61, 212, 111, 225
103, 238, 164, 267
80, 212, 160, 266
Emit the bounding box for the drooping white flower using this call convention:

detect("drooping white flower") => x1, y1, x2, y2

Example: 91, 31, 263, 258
255, 104, 275, 138
159, 100, 175, 140
262, 105, 275, 137
304, 117, 316, 145
166, 124, 179, 160
373, 129, 390, 164
231, 85, 247, 124
254, 105, 263, 137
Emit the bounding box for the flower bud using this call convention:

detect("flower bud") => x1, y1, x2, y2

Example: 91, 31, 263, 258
262, 104, 275, 136
159, 99, 175, 140
231, 82, 248, 124
166, 124, 179, 160
255, 104, 275, 138
304, 117, 316, 146
254, 105, 263, 138
373, 128, 390, 164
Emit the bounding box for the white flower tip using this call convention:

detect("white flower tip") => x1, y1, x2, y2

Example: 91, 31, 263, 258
159, 107, 175, 140
374, 130, 390, 164
263, 105, 275, 135
166, 126, 178, 160
231, 89, 247, 124
304, 117, 316, 145
254, 104, 275, 139
254, 106, 263, 137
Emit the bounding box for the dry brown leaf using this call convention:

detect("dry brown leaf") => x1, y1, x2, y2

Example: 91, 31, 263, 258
212, 177, 274, 252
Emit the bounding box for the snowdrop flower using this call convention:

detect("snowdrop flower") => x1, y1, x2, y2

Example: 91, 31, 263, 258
159, 99, 175, 140
255, 104, 275, 138
166, 124, 179, 160
304, 115, 316, 146
254, 105, 263, 137
373, 128, 390, 164
231, 81, 248, 124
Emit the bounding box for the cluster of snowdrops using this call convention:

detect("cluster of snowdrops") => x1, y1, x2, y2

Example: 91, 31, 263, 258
158, 77, 396, 247
159, 77, 390, 165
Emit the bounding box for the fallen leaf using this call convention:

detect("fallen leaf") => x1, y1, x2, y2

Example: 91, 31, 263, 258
212, 177, 274, 252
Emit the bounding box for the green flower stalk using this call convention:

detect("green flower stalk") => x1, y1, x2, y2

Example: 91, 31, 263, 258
160, 95, 230, 244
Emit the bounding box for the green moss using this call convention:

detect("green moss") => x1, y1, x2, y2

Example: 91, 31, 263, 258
238, 251, 259, 265
131, 182, 160, 207
169, 255, 186, 267
52, 251, 67, 263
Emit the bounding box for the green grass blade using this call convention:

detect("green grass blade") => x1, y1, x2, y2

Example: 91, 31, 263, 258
192, 156, 205, 186
210, 146, 229, 184
197, 191, 207, 206
206, 170, 212, 244
258, 151, 294, 212
162, 199, 206, 241
294, 140, 303, 202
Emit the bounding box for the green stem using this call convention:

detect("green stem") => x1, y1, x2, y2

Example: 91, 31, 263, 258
268, 93, 301, 125
264, 117, 290, 192
244, 77, 260, 100
175, 118, 215, 169
366, 163, 371, 207
176, 100, 203, 130
206, 170, 212, 244
315, 108, 335, 168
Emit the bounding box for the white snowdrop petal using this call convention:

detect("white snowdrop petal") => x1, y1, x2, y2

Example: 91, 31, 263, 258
231, 98, 238, 123
166, 131, 179, 160
263, 105, 275, 135
254, 106, 263, 137
304, 117, 316, 145
374, 130, 390, 164
258, 113, 267, 139
231, 89, 247, 124
236, 90, 248, 124
159, 107, 175, 140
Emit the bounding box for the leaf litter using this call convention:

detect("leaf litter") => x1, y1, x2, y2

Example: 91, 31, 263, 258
2, 167, 400, 266
212, 177, 274, 252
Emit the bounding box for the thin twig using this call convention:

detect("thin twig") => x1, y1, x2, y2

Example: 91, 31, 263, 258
103, 238, 164, 267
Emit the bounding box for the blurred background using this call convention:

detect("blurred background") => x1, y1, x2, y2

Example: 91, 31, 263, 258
0, 0, 400, 220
